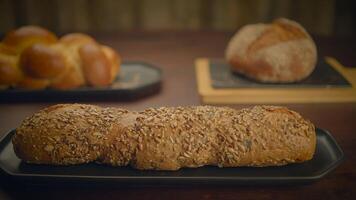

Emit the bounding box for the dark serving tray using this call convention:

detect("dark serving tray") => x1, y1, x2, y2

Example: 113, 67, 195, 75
0, 62, 161, 102
210, 58, 351, 88
0, 128, 344, 186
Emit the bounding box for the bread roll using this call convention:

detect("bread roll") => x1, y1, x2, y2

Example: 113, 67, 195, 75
0, 26, 121, 89
101, 45, 121, 82
20, 43, 67, 79
17, 76, 50, 89
13, 104, 316, 170
0, 50, 22, 88
2, 26, 57, 54
226, 18, 317, 83
59, 33, 97, 45
79, 43, 113, 86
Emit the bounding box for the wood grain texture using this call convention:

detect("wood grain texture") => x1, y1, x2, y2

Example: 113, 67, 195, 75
89, 0, 135, 31
209, 0, 272, 30
0, 0, 15, 31
56, 0, 90, 32
140, 0, 173, 30
20, 0, 57, 30
291, 0, 335, 36
0, 0, 341, 36
170, 0, 202, 30
268, 0, 293, 20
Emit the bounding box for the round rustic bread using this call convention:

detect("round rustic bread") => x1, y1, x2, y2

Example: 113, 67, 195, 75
225, 18, 317, 83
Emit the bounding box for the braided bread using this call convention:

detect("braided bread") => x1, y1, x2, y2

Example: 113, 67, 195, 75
0, 26, 120, 89
13, 104, 316, 170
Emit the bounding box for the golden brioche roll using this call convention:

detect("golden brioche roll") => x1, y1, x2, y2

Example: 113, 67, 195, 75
0, 43, 17, 55
50, 37, 120, 89
17, 76, 50, 89
52, 33, 118, 88
52, 33, 96, 89
79, 43, 112, 86
2, 26, 57, 54
50, 67, 84, 89
102, 45, 121, 82
0, 54, 22, 87
19, 43, 67, 79
46, 43, 85, 90
60, 33, 97, 46
1, 27, 121, 90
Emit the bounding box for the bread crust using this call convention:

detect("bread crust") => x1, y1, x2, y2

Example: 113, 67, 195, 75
226, 18, 317, 83
2, 26, 57, 53
17, 75, 50, 89
20, 43, 67, 79
0, 53, 22, 86
13, 104, 316, 170
0, 26, 121, 89
79, 43, 112, 86
101, 45, 121, 82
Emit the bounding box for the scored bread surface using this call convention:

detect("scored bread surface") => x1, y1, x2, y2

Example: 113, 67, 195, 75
13, 104, 316, 170
226, 18, 317, 83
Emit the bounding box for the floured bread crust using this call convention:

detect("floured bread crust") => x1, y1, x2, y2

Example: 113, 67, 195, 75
226, 18, 317, 83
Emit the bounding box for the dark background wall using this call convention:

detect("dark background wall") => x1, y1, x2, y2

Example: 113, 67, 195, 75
0, 0, 354, 36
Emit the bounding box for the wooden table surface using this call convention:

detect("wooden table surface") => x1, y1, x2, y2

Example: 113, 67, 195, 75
0, 31, 355, 200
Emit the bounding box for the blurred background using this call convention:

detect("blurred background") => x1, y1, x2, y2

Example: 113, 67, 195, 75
0, 0, 354, 37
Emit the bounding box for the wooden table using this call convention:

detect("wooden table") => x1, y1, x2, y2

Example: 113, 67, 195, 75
0, 31, 355, 200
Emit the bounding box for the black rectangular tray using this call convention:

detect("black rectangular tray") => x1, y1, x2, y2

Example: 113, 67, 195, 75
210, 58, 351, 88
0, 62, 161, 103
0, 128, 344, 186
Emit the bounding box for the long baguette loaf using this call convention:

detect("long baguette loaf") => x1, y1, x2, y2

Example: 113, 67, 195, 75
12, 104, 316, 170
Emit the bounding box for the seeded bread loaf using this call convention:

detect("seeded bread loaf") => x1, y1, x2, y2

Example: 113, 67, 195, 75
12, 104, 316, 170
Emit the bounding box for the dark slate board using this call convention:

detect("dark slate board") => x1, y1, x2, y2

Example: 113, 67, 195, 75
0, 62, 161, 102
210, 58, 351, 88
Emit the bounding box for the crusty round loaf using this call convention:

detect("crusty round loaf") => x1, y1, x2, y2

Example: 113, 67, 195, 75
13, 104, 316, 170
226, 18, 317, 83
